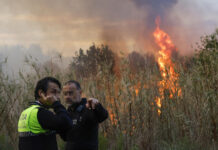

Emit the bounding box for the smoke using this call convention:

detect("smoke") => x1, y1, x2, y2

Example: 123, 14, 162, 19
0, 0, 143, 55
132, 0, 178, 13
0, 0, 217, 57
0, 44, 70, 76
129, 0, 179, 54
101, 29, 126, 53
132, 0, 178, 26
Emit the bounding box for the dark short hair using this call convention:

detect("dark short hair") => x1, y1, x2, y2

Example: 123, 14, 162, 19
34, 77, 61, 100
64, 80, 81, 90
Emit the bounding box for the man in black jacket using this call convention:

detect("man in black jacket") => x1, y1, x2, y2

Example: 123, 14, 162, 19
18, 77, 72, 150
63, 80, 108, 150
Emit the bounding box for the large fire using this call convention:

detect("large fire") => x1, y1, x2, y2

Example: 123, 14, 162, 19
153, 17, 181, 115
107, 17, 182, 125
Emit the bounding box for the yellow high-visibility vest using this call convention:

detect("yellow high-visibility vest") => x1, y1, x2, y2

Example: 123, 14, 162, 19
18, 105, 49, 136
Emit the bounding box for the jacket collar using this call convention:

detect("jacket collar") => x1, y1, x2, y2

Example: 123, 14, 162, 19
68, 98, 87, 111
29, 100, 48, 109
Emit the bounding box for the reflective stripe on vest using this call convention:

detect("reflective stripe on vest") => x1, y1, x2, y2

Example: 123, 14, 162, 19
18, 105, 49, 135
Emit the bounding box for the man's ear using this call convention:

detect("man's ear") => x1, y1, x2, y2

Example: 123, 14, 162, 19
80, 90, 82, 95
38, 90, 43, 98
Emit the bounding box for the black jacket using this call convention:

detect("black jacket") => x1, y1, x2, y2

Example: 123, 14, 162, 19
65, 98, 108, 150
19, 101, 72, 150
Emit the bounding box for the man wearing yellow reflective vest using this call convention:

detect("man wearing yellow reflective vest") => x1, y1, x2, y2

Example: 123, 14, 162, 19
18, 77, 72, 150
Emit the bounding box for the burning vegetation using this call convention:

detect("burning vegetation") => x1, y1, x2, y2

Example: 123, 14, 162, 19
0, 21, 217, 150
153, 17, 182, 115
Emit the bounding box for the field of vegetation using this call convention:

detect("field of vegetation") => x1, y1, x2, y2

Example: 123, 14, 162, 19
0, 30, 217, 150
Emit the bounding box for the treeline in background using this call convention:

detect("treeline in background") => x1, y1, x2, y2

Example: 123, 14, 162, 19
0, 30, 217, 150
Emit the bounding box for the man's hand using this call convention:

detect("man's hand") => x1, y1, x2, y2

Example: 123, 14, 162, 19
41, 93, 58, 106
86, 98, 99, 109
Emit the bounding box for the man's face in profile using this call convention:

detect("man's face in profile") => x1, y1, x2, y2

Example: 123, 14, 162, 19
63, 83, 81, 105
39, 82, 61, 106
46, 82, 61, 100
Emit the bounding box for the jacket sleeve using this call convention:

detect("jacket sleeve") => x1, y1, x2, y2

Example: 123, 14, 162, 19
37, 101, 72, 136
94, 103, 108, 123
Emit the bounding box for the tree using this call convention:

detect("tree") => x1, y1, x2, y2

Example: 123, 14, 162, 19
192, 29, 218, 141
70, 44, 115, 78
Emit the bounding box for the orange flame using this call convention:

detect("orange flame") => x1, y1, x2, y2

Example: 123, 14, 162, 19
153, 17, 181, 115
134, 82, 141, 96
108, 107, 117, 125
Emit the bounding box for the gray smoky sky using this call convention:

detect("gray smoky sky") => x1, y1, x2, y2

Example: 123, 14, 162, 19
0, 0, 217, 73
132, 0, 178, 29
132, 0, 178, 13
